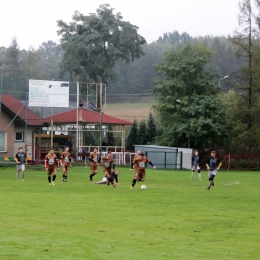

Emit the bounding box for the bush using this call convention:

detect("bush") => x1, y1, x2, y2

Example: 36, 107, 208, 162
229, 158, 239, 170
256, 160, 260, 170
238, 159, 252, 170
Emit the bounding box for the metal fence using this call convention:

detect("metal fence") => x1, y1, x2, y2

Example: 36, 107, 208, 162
145, 151, 183, 170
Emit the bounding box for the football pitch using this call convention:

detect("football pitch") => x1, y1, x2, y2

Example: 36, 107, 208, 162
0, 166, 259, 260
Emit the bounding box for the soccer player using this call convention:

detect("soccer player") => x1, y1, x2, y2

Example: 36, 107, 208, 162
130, 152, 156, 189
130, 150, 141, 172
88, 147, 101, 181
101, 151, 116, 187
113, 170, 119, 184
15, 147, 27, 181
191, 150, 202, 181
206, 151, 222, 190
93, 171, 119, 185
60, 146, 72, 182
45, 148, 59, 185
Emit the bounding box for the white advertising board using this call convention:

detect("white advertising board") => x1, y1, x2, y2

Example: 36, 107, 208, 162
29, 79, 69, 107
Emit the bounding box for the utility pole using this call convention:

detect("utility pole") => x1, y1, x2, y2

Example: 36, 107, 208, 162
99, 82, 103, 155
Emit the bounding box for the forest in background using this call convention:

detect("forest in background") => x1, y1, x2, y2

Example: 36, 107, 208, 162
0, 31, 241, 99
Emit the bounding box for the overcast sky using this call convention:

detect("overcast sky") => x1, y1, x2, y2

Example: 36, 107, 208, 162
0, 0, 240, 50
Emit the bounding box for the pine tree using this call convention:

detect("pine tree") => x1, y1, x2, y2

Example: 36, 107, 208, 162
126, 120, 138, 151
107, 126, 116, 146
3, 37, 22, 79
147, 112, 156, 144
138, 120, 148, 145
229, 0, 260, 149
84, 132, 96, 146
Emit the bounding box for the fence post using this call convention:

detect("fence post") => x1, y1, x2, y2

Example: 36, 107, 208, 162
164, 152, 166, 169
180, 152, 183, 169
228, 153, 231, 171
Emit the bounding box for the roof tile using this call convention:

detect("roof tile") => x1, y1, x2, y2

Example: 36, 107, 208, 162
1, 94, 43, 126
43, 108, 132, 125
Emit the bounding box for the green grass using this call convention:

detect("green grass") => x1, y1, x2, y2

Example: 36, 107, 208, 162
0, 166, 259, 260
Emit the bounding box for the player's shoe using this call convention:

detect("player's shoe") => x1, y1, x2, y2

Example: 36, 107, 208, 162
49, 183, 52, 186
22, 179, 24, 181
200, 179, 202, 182
130, 186, 134, 189
207, 186, 210, 190
64, 179, 67, 182
52, 182, 55, 185
212, 182, 214, 186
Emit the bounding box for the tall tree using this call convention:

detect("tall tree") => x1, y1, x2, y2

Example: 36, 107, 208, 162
21, 47, 46, 79
39, 41, 63, 80
152, 43, 227, 148
57, 4, 146, 84
126, 120, 138, 151
229, 0, 260, 149
107, 126, 116, 146
138, 120, 148, 145
146, 112, 156, 144
0, 47, 6, 75
3, 37, 22, 78
84, 132, 97, 146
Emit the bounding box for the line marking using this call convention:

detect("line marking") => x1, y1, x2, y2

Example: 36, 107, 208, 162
224, 181, 240, 186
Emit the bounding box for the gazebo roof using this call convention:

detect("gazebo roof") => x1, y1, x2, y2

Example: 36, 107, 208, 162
43, 108, 132, 125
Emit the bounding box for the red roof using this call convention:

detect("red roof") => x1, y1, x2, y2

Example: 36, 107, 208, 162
43, 108, 132, 125
1, 94, 43, 126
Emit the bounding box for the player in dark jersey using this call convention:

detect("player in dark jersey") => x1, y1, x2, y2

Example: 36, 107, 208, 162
93, 171, 119, 185
15, 147, 27, 181
60, 146, 72, 182
191, 150, 202, 181
206, 151, 222, 190
45, 148, 59, 185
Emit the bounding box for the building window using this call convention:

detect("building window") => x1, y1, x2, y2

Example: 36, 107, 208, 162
0, 132, 6, 152
15, 132, 24, 142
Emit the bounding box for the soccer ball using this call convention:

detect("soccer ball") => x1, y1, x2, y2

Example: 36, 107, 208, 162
141, 185, 146, 190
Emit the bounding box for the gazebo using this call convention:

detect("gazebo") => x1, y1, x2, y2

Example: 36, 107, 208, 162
41, 107, 132, 160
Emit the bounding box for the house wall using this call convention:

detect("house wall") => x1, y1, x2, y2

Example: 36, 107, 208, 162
0, 111, 15, 157
13, 126, 35, 158
0, 111, 38, 158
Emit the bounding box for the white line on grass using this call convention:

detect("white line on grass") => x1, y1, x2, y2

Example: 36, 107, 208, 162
223, 181, 240, 186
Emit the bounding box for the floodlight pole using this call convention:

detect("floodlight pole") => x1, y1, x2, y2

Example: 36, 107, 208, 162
51, 107, 54, 147
25, 77, 28, 146
218, 76, 229, 89
76, 81, 79, 160
100, 82, 103, 156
